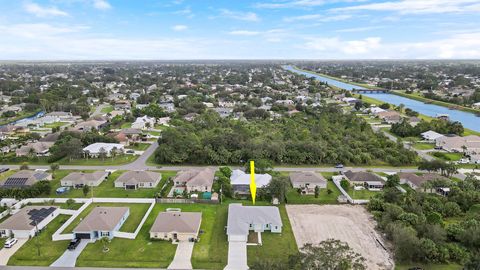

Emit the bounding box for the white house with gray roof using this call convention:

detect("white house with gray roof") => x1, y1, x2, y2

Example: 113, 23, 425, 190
226, 204, 282, 242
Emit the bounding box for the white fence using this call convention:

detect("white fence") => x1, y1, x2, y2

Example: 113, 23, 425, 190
52, 199, 93, 241
332, 176, 370, 205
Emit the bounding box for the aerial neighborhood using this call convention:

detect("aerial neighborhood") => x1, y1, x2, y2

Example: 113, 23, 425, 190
0, 60, 478, 270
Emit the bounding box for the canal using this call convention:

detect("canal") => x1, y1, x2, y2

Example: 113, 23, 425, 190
284, 65, 480, 132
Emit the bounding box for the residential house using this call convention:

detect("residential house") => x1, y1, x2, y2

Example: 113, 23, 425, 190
114, 128, 144, 145
377, 110, 402, 124
398, 172, 450, 190
1, 170, 52, 188
289, 172, 327, 195
421, 130, 444, 142
214, 108, 233, 118
226, 204, 282, 242
114, 100, 131, 111
73, 119, 107, 132
44, 111, 75, 122
16, 141, 54, 157
436, 135, 480, 155
343, 170, 384, 189
73, 207, 129, 240
114, 170, 161, 190
173, 168, 215, 193
230, 169, 272, 196
149, 211, 202, 242
131, 116, 155, 130
157, 117, 171, 126
83, 143, 124, 157
184, 113, 198, 121
0, 206, 59, 238
61, 171, 109, 188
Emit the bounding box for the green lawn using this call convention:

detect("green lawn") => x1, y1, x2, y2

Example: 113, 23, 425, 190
42, 122, 69, 129
247, 205, 298, 265
286, 180, 341, 204
52, 170, 175, 198
8, 214, 71, 266
347, 188, 380, 200
101, 105, 114, 114
58, 155, 138, 166
121, 122, 133, 129
148, 131, 161, 136
126, 143, 151, 151
413, 143, 435, 150
62, 202, 151, 234
430, 152, 464, 161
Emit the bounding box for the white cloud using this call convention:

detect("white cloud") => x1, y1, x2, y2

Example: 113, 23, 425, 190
92, 0, 111, 10
255, 0, 365, 9
172, 25, 188, 31
229, 30, 262, 36
284, 14, 351, 22
219, 9, 260, 22
301, 32, 480, 59
332, 0, 480, 14
23, 2, 69, 17
0, 23, 88, 38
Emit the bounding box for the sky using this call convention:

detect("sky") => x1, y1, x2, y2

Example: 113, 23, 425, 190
1, 0, 480, 60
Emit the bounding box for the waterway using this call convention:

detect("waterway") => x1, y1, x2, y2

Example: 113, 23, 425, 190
283, 65, 480, 132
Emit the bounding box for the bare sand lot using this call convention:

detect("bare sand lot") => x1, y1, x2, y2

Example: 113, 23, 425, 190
286, 204, 394, 270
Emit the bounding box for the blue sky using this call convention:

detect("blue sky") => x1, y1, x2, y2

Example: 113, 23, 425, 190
1, 0, 480, 59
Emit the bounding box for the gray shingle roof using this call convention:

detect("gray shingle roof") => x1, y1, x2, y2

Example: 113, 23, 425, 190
74, 207, 128, 232
226, 204, 282, 236
150, 212, 202, 234
115, 171, 161, 184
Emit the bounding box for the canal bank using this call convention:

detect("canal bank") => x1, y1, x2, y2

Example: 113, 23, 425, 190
284, 65, 480, 133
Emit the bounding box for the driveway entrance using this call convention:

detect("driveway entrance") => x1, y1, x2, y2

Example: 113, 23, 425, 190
50, 240, 89, 267
167, 241, 194, 270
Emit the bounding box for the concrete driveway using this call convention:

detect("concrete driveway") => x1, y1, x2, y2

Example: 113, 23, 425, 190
224, 242, 248, 270
50, 240, 89, 267
0, 238, 28, 265
167, 241, 194, 270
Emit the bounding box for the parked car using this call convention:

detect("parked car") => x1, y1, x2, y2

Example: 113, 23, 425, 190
56, 186, 70, 195
68, 238, 81, 250
4, 238, 18, 248
335, 164, 344, 168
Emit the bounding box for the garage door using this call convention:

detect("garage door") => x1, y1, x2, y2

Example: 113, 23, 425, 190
75, 233, 91, 239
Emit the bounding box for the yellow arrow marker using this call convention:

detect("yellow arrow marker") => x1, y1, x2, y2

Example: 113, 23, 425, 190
250, 160, 257, 204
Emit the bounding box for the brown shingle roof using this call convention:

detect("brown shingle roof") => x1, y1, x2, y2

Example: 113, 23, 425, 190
150, 212, 202, 234
74, 207, 128, 232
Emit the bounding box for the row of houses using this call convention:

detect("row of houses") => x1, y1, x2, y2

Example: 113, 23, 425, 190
421, 130, 480, 163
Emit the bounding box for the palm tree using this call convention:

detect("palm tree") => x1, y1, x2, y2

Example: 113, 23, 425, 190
100, 236, 110, 252
50, 163, 59, 179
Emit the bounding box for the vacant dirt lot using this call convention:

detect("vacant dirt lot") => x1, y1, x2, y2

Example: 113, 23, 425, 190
286, 204, 394, 270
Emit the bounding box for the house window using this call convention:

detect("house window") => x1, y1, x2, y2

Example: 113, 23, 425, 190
100, 231, 110, 237
150, 183, 152, 186
266, 224, 269, 228
249, 224, 253, 228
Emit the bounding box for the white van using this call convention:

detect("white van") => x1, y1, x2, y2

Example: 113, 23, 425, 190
4, 238, 17, 248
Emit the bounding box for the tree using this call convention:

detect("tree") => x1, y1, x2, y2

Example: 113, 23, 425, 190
98, 147, 107, 161
82, 185, 90, 197
293, 240, 366, 270
385, 174, 400, 188
314, 186, 320, 198
100, 236, 110, 252
50, 163, 59, 179
66, 198, 76, 209
219, 166, 232, 178
20, 162, 29, 170
267, 177, 290, 203
340, 179, 350, 191
245, 159, 273, 174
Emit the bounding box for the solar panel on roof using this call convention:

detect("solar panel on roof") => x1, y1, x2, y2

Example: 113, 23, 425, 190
28, 207, 56, 226
3, 177, 28, 187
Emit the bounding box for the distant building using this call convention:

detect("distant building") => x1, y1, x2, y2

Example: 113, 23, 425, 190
114, 170, 161, 189
0, 206, 59, 238
289, 172, 327, 195
230, 169, 272, 196
149, 211, 202, 242
1, 170, 52, 188
83, 143, 124, 157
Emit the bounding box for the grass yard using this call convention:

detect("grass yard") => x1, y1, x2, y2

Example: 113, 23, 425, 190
286, 180, 341, 204
121, 122, 133, 129
43, 122, 69, 129
76, 203, 228, 269
430, 152, 464, 162
413, 143, 435, 150
126, 143, 151, 151
0, 169, 18, 181
148, 131, 161, 136
347, 188, 380, 200
101, 105, 114, 114
50, 170, 176, 198
247, 205, 298, 265
62, 202, 151, 234
8, 214, 70, 266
